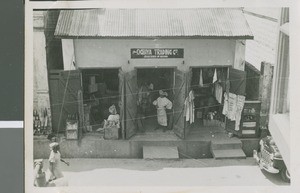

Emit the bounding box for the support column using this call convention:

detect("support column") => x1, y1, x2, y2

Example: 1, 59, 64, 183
259, 62, 274, 135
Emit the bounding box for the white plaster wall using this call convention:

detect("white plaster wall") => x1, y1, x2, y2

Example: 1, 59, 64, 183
33, 29, 51, 118
62, 39, 76, 70
73, 39, 237, 71
234, 40, 246, 71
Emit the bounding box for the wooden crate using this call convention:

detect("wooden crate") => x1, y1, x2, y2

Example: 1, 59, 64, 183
66, 121, 78, 140
203, 119, 224, 127
104, 126, 119, 140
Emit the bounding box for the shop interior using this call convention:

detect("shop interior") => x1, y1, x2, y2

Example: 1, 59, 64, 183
189, 67, 228, 129
80, 67, 228, 136
81, 68, 120, 132
136, 68, 174, 133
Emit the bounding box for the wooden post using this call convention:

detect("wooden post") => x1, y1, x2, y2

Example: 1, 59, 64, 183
259, 62, 274, 135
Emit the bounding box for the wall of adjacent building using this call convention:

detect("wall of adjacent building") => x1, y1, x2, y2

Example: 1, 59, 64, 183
33, 11, 51, 120
244, 8, 281, 70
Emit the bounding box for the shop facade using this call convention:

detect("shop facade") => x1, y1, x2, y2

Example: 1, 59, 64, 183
50, 8, 254, 140
32, 8, 267, 159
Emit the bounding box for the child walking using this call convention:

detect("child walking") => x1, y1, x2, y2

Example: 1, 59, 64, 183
47, 142, 70, 182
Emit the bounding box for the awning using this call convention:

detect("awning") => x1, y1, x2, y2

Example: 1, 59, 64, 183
55, 8, 253, 39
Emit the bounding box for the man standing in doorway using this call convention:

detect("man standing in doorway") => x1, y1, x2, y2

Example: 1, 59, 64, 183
153, 90, 173, 132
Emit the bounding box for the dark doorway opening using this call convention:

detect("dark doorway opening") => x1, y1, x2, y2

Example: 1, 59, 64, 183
81, 68, 120, 131
190, 67, 228, 129
136, 68, 174, 133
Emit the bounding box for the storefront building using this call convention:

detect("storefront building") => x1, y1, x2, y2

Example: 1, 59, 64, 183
35, 8, 258, 159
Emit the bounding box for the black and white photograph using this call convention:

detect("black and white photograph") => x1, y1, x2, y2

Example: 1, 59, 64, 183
25, 3, 294, 192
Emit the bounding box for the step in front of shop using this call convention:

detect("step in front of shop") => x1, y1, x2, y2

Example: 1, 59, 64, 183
143, 146, 179, 159
211, 139, 246, 159
211, 139, 242, 150
211, 149, 246, 159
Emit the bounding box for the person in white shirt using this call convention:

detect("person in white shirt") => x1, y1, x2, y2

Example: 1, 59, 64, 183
153, 90, 173, 132
46, 143, 69, 182
106, 104, 120, 128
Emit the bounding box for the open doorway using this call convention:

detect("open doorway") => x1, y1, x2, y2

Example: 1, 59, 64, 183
81, 68, 120, 132
136, 68, 174, 133
190, 67, 228, 129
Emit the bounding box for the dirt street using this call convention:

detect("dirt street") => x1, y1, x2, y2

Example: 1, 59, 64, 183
40, 158, 289, 186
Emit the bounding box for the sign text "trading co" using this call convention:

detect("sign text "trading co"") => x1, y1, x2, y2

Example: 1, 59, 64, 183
131, 48, 184, 59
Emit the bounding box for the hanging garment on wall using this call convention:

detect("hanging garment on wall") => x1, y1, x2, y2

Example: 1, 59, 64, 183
184, 90, 195, 124
222, 92, 246, 130
227, 93, 237, 121
199, 69, 203, 87
213, 68, 218, 83
235, 95, 246, 131
214, 83, 223, 104
222, 93, 229, 116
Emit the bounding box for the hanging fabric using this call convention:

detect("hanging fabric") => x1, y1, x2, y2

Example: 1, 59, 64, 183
227, 93, 237, 121
235, 95, 245, 131
213, 68, 218, 83
222, 93, 229, 115
214, 83, 223, 104
184, 90, 195, 124
199, 69, 203, 87
222, 91, 246, 131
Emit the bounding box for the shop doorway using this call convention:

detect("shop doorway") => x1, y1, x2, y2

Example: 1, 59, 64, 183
81, 68, 120, 132
190, 67, 229, 129
136, 68, 174, 133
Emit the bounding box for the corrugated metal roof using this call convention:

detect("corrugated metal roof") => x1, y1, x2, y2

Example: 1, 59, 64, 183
55, 8, 253, 38
244, 12, 279, 70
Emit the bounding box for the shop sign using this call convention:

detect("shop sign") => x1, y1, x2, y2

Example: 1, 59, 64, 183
131, 48, 184, 59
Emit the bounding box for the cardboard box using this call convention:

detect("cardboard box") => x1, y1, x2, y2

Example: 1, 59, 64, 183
88, 84, 98, 93
196, 110, 203, 119
66, 121, 78, 139
90, 76, 96, 85
203, 119, 224, 127
104, 126, 119, 140
66, 129, 78, 140
97, 83, 107, 95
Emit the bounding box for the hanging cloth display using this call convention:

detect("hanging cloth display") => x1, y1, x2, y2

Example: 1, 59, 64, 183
222, 92, 246, 131
213, 68, 218, 83
222, 93, 229, 116
225, 92, 237, 121
184, 90, 195, 124
235, 95, 246, 131
214, 83, 223, 104
199, 69, 203, 87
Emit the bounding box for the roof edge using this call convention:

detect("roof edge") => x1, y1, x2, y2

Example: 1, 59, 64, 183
55, 35, 254, 40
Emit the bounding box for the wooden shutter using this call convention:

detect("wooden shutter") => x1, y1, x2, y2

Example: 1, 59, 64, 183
49, 70, 82, 133
228, 67, 246, 95
124, 69, 138, 139
118, 69, 125, 139
77, 90, 84, 141
173, 68, 187, 139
